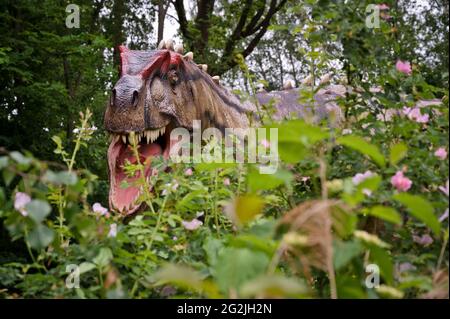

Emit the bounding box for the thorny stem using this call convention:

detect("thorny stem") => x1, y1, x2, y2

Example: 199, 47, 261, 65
148, 195, 168, 249
436, 228, 449, 271
59, 109, 92, 245
319, 149, 337, 300
128, 132, 168, 297
267, 243, 286, 275
236, 164, 243, 195
212, 169, 221, 234
238, 56, 266, 124
68, 111, 91, 173
129, 132, 158, 216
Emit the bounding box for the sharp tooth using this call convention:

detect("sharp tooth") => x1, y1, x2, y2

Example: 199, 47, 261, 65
122, 135, 126, 144
146, 131, 150, 144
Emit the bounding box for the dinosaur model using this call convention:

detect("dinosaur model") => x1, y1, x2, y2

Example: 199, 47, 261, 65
104, 39, 345, 215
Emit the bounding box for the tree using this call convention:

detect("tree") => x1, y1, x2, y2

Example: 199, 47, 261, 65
173, 0, 289, 76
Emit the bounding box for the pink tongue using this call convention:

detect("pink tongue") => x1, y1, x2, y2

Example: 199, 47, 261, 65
114, 143, 162, 212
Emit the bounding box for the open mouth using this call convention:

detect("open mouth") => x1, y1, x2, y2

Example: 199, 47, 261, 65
107, 125, 173, 215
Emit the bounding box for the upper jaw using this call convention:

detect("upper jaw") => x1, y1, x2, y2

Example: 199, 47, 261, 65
107, 126, 168, 145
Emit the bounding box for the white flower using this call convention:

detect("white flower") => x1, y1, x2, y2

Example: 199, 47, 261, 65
352, 171, 375, 185
439, 180, 449, 197
14, 192, 31, 216
108, 223, 117, 238
182, 219, 203, 231
92, 202, 108, 215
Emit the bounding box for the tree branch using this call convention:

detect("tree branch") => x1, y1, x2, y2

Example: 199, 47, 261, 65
194, 0, 215, 55
241, 0, 266, 37
173, 0, 190, 40
223, 0, 253, 58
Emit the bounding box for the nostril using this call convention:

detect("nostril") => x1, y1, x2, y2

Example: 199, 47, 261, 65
111, 89, 116, 106
132, 90, 139, 107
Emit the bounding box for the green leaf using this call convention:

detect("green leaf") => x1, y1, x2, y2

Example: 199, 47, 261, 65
27, 224, 55, 250
225, 194, 265, 225
78, 262, 96, 274
214, 247, 269, 294
337, 135, 386, 167
3, 170, 15, 186
333, 239, 363, 270
0, 156, 8, 169
368, 245, 394, 285
0, 187, 5, 207
389, 142, 408, 165
43, 170, 77, 185
271, 119, 329, 144
93, 248, 113, 268
247, 166, 293, 191
10, 151, 32, 166
278, 141, 308, 163
240, 275, 307, 298
368, 206, 402, 225
393, 193, 440, 235
203, 237, 224, 272
153, 263, 221, 298
25, 200, 51, 223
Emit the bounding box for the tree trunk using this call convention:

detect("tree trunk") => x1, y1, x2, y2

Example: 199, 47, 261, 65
111, 0, 126, 69
157, 0, 169, 43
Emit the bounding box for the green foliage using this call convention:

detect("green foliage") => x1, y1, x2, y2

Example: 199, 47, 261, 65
0, 0, 448, 300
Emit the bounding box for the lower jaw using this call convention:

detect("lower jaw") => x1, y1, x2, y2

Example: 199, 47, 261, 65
107, 126, 174, 215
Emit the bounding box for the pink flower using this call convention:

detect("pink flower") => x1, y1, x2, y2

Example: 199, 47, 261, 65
182, 218, 203, 231
434, 148, 447, 160
413, 234, 433, 246
403, 107, 429, 123
352, 171, 375, 185
353, 171, 374, 197
223, 178, 231, 186
184, 168, 193, 176
108, 223, 117, 238
398, 262, 416, 273
439, 180, 449, 197
260, 139, 270, 148
92, 202, 108, 216
162, 182, 179, 195
342, 129, 352, 135
377, 3, 389, 10
391, 171, 412, 192
439, 209, 449, 223
14, 192, 31, 216
396, 60, 412, 75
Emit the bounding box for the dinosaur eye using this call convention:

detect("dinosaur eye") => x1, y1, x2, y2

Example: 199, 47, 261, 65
131, 90, 139, 107
168, 70, 178, 86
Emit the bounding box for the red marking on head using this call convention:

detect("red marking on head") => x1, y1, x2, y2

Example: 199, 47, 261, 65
140, 50, 183, 79
119, 45, 129, 76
